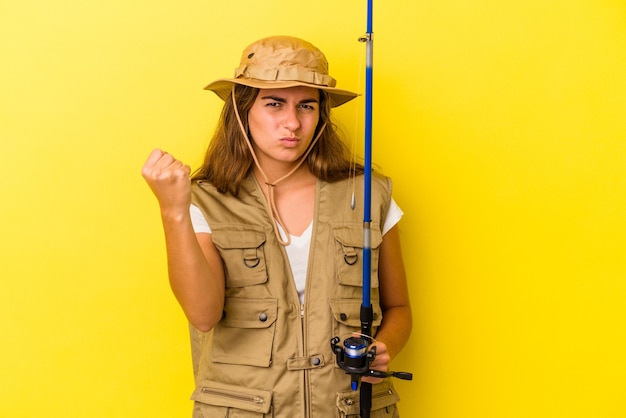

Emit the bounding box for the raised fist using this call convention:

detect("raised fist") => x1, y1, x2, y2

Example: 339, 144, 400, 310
141, 149, 192, 219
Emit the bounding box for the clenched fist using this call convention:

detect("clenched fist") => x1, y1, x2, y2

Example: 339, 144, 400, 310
141, 149, 192, 220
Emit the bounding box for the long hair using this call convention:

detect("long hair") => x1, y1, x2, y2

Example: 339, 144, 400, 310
192, 85, 364, 195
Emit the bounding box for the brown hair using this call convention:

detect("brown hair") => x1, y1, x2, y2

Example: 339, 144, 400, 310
192, 85, 364, 195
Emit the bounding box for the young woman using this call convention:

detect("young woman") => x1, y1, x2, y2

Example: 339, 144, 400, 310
142, 35, 412, 417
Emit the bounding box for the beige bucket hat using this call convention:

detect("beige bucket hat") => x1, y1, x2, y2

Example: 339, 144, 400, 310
204, 36, 358, 107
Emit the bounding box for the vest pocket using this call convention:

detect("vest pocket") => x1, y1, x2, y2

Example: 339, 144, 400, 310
329, 298, 383, 340
191, 379, 273, 417
211, 228, 268, 288
336, 381, 401, 418
333, 224, 383, 288
211, 297, 277, 367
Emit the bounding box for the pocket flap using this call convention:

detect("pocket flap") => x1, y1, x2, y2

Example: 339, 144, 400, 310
191, 379, 273, 414
333, 224, 383, 249
336, 381, 400, 415
211, 229, 266, 249
221, 298, 277, 329
329, 298, 383, 328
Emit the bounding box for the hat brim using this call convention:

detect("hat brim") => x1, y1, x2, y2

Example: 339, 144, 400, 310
204, 78, 359, 108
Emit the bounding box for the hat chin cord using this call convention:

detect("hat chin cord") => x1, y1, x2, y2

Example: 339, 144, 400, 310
231, 88, 326, 246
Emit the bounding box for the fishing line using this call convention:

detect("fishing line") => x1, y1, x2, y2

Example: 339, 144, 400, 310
349, 40, 367, 211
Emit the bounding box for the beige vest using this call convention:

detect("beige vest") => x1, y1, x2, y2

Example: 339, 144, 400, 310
188, 173, 401, 417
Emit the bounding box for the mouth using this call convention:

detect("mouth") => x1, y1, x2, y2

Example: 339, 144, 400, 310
280, 137, 300, 147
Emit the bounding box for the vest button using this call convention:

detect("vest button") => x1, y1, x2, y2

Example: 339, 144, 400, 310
259, 312, 268, 322
340, 313, 348, 321
311, 357, 321, 366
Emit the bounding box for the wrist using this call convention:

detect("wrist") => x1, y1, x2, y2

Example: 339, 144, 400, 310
160, 208, 191, 224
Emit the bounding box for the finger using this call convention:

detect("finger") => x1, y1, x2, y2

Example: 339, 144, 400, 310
168, 161, 191, 180
362, 375, 384, 384
369, 343, 390, 368
154, 152, 176, 170
142, 149, 175, 180
166, 160, 191, 174
143, 149, 165, 169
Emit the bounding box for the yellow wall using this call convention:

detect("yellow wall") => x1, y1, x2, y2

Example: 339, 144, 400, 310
1, 0, 625, 416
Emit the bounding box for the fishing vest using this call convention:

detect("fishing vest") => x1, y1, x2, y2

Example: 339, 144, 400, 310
188, 173, 401, 418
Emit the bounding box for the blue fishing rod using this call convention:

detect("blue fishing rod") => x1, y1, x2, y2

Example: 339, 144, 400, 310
359, 0, 376, 415
330, 1, 412, 417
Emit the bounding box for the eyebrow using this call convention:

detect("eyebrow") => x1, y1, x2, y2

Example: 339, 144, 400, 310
260, 95, 319, 104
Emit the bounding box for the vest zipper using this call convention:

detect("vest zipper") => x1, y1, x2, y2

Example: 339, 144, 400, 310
300, 302, 309, 417
200, 387, 266, 406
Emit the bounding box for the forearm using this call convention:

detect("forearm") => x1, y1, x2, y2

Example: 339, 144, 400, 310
375, 304, 412, 360
375, 225, 412, 361
362, 303, 412, 384
141, 149, 223, 330
161, 212, 224, 332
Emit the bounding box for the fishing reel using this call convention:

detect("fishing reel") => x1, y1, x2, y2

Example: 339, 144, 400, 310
330, 334, 413, 391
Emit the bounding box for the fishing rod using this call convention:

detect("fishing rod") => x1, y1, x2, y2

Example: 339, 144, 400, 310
359, 0, 376, 414
330, 1, 412, 417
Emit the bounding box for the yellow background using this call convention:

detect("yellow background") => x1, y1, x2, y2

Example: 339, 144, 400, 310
1, 0, 625, 416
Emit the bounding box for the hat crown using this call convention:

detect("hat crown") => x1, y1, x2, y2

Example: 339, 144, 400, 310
234, 36, 337, 87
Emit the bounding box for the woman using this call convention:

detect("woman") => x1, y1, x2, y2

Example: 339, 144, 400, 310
142, 35, 412, 417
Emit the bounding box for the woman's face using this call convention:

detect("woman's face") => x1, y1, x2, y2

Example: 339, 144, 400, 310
247, 86, 320, 168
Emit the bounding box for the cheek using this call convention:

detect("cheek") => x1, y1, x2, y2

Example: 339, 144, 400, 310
311, 117, 322, 137
306, 113, 321, 131
247, 111, 267, 138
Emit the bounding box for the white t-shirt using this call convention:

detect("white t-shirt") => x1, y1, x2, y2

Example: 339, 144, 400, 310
190, 199, 403, 303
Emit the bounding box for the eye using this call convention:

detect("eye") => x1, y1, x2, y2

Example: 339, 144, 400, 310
298, 103, 317, 111
265, 101, 282, 108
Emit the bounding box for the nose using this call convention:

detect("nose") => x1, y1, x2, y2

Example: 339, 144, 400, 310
282, 106, 301, 133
